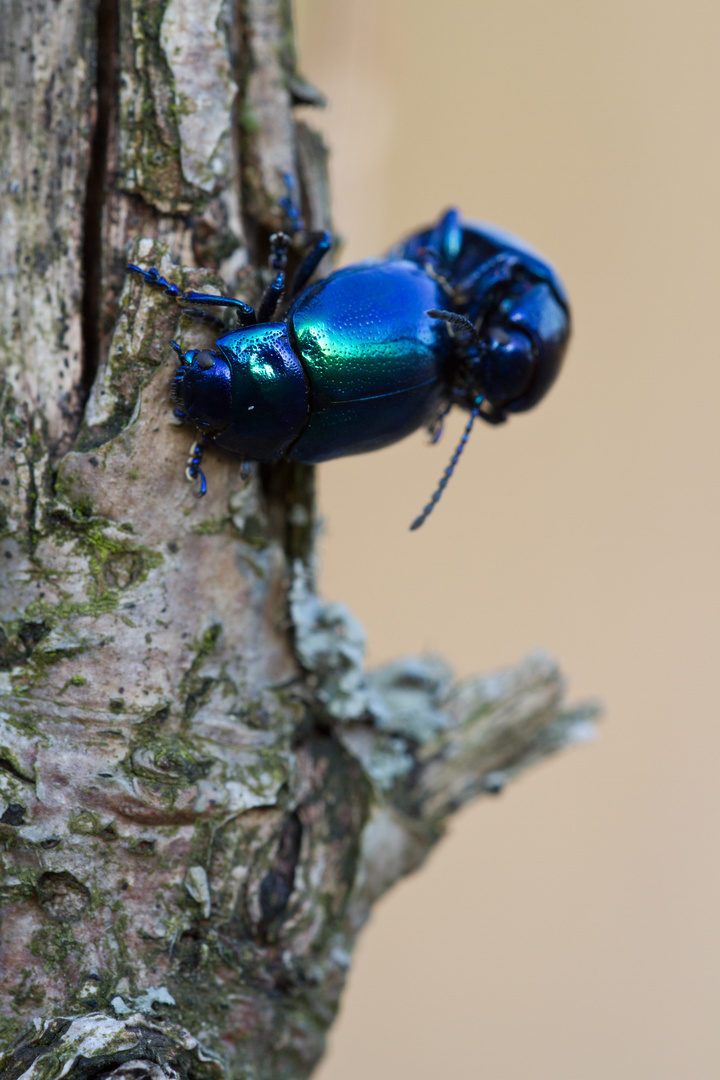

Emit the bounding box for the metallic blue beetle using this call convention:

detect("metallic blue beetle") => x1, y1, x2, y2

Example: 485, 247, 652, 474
128, 208, 570, 528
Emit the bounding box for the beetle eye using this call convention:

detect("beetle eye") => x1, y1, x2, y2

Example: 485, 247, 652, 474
195, 351, 214, 370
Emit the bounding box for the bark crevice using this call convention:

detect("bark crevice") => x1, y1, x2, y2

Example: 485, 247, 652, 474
80, 0, 119, 406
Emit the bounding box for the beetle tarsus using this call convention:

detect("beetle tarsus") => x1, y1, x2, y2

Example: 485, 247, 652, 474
279, 172, 305, 233
185, 439, 208, 498
127, 264, 182, 297
269, 232, 292, 272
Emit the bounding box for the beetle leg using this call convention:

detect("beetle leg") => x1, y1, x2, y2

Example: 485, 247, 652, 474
177, 290, 256, 327
453, 252, 520, 306
179, 307, 229, 332
271, 173, 332, 301
418, 251, 457, 299
427, 402, 452, 444
279, 172, 305, 233
185, 438, 208, 498
287, 231, 332, 300
257, 271, 286, 323
255, 233, 294, 321
126, 265, 183, 297
170, 340, 197, 368
127, 264, 256, 327
269, 231, 291, 272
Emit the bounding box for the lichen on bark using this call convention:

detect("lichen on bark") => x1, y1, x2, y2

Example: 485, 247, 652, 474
0, 1, 598, 1077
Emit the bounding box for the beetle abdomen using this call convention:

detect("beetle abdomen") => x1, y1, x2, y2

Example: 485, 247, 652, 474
287, 261, 448, 461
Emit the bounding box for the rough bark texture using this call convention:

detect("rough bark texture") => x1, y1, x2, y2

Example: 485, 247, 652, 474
0, 1, 598, 1078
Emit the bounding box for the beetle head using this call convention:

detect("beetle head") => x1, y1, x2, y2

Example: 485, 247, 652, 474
470, 325, 537, 421
464, 279, 569, 420
173, 349, 232, 435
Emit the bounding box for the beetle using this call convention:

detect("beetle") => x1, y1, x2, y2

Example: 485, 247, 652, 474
127, 207, 570, 528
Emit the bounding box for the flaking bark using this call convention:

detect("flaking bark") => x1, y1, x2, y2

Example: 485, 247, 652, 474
0, 1, 598, 1077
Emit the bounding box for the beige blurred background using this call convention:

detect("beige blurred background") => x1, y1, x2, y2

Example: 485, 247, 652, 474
294, 1, 720, 1077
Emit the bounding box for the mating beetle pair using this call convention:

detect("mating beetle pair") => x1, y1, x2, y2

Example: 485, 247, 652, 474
128, 208, 570, 528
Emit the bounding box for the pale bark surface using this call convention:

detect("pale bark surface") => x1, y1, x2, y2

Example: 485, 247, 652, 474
0, 1, 598, 1077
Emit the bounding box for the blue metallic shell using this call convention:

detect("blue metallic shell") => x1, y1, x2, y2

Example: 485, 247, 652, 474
503, 282, 568, 411
392, 218, 569, 311
128, 206, 572, 516
212, 323, 309, 461
391, 213, 570, 414
286, 261, 449, 462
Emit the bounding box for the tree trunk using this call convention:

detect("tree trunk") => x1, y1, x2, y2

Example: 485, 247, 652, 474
0, 1, 598, 1077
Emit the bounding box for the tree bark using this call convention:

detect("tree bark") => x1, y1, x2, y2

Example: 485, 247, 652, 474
0, 1, 598, 1077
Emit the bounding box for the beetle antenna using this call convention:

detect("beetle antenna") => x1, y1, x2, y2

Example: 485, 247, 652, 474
427, 308, 480, 344
410, 404, 480, 530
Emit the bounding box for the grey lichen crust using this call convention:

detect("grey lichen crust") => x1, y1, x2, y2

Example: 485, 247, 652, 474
0, 0, 598, 1077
